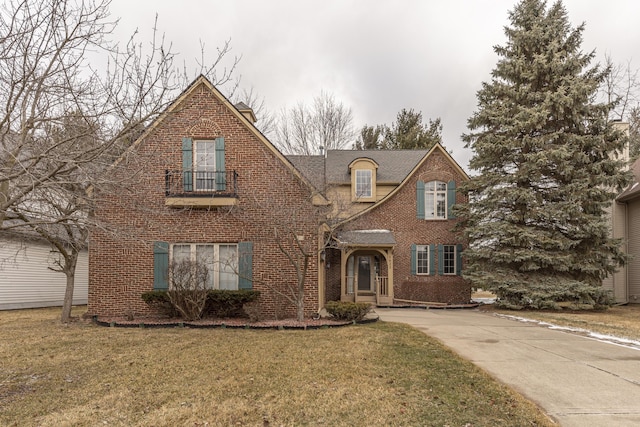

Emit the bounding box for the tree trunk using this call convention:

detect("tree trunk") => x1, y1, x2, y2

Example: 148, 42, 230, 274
60, 252, 78, 323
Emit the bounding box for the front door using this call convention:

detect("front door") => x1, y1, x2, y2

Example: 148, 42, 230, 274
357, 256, 374, 292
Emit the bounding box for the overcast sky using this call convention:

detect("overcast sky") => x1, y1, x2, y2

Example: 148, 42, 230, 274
108, 0, 640, 169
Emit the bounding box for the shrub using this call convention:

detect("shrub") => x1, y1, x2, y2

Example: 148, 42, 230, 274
205, 290, 260, 318
141, 290, 176, 318
141, 289, 261, 320
325, 301, 372, 321
167, 260, 209, 321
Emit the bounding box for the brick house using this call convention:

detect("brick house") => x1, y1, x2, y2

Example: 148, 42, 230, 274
88, 76, 470, 319
291, 146, 471, 307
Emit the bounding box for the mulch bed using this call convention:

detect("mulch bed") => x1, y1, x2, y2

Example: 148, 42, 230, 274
93, 315, 378, 330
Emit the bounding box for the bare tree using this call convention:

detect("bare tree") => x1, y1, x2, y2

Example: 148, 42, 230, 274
275, 91, 355, 155
0, 0, 239, 322
601, 54, 640, 121
235, 151, 353, 321
167, 259, 210, 321
599, 55, 640, 160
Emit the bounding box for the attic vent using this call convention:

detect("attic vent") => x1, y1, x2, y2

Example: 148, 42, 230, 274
234, 102, 257, 124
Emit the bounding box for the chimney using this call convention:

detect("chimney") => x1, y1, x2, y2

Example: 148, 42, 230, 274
234, 102, 257, 124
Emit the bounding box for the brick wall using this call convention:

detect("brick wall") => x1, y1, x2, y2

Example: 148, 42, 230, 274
88, 81, 320, 319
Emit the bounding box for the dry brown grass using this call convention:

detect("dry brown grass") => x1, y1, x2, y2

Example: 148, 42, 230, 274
473, 289, 640, 341
488, 304, 640, 342
0, 306, 554, 427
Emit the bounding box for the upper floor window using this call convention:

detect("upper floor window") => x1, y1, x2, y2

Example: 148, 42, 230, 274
425, 180, 447, 219
355, 169, 372, 198
194, 141, 217, 191
417, 180, 456, 220
181, 137, 226, 192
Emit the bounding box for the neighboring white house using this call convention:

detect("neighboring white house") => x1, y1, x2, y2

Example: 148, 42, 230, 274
0, 232, 88, 310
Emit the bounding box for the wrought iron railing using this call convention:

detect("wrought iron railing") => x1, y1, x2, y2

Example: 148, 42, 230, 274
165, 170, 238, 197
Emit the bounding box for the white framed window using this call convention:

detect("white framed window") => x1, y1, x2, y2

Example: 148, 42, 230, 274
355, 169, 372, 198
416, 245, 430, 275
194, 140, 216, 191
170, 243, 238, 289
425, 181, 447, 219
442, 244, 456, 275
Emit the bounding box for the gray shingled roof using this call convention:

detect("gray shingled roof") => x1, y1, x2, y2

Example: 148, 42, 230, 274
286, 155, 326, 191
287, 150, 428, 189
618, 158, 640, 202
325, 150, 427, 184
335, 230, 396, 246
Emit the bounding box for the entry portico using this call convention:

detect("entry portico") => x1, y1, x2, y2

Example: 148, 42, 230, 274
334, 230, 395, 305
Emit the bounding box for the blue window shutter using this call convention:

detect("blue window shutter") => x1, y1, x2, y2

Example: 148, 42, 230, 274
429, 244, 436, 276
238, 241, 253, 289
153, 241, 169, 290
215, 137, 226, 191
410, 244, 417, 275
437, 244, 443, 275
447, 180, 456, 219
416, 180, 425, 219
182, 138, 193, 192
456, 244, 463, 276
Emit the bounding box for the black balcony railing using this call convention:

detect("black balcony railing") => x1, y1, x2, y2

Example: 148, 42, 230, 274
165, 170, 238, 197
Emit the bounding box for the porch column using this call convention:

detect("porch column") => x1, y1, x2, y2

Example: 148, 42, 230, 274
340, 248, 356, 302
340, 247, 346, 300
387, 249, 394, 303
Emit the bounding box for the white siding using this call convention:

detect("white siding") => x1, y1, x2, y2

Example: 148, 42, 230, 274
0, 237, 88, 310
628, 199, 640, 303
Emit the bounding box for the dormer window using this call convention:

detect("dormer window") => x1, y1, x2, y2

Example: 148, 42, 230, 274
355, 169, 372, 198
349, 158, 378, 202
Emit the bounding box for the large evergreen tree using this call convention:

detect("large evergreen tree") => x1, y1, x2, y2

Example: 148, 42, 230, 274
459, 0, 631, 309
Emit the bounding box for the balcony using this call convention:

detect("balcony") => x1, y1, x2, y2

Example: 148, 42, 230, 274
165, 170, 238, 208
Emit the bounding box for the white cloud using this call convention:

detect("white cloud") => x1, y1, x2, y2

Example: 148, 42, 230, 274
107, 0, 640, 169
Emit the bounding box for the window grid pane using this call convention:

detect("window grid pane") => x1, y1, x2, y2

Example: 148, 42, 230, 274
416, 245, 429, 275
443, 245, 456, 275
424, 180, 447, 219
355, 170, 372, 198
196, 245, 215, 289
195, 141, 216, 191
218, 244, 238, 290
172, 245, 191, 263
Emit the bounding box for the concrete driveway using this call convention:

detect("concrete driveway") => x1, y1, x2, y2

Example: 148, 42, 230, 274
375, 307, 640, 427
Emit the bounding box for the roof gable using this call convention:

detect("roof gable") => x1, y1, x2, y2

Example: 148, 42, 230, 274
338, 143, 469, 224
114, 75, 327, 204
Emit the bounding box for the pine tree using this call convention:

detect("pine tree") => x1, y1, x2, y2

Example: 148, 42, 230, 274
459, 0, 631, 309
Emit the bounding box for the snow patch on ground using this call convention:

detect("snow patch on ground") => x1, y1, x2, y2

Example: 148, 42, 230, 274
495, 313, 640, 351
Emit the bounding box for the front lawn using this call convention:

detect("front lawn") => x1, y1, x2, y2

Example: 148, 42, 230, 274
0, 307, 553, 426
